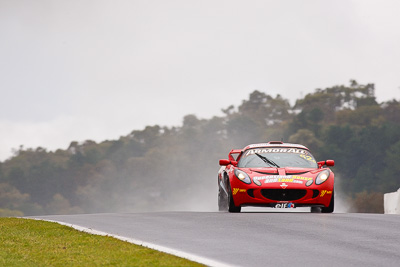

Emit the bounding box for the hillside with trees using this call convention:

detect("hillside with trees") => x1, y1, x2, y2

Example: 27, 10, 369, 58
1, 81, 399, 216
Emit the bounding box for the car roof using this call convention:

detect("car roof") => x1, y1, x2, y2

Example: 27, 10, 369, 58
243, 141, 309, 151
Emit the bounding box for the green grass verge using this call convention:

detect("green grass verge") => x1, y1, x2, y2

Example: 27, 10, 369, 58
0, 218, 204, 267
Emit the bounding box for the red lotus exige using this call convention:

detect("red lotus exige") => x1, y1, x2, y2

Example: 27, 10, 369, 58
218, 141, 335, 213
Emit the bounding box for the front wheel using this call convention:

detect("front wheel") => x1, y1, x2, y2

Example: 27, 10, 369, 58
227, 182, 241, 213
218, 187, 227, 211
310, 207, 321, 213
321, 192, 334, 213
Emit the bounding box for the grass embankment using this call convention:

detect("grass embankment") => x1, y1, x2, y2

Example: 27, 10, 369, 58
0, 218, 203, 266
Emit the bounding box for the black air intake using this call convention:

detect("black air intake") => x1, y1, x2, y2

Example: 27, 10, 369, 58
247, 189, 255, 198
312, 190, 319, 198
261, 189, 307, 201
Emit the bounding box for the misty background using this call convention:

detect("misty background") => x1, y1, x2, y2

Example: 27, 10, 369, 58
1, 82, 399, 216
1, 0, 400, 161
1, 1, 400, 216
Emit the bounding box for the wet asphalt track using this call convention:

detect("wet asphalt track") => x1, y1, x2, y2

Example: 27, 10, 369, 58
31, 212, 400, 267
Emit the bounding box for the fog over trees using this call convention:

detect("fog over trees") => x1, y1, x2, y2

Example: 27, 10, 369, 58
1, 81, 399, 216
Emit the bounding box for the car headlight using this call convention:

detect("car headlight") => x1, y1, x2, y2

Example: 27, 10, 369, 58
234, 169, 251, 184
253, 177, 262, 186
315, 170, 330, 185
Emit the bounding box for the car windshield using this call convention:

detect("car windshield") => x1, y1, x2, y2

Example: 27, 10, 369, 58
238, 147, 318, 168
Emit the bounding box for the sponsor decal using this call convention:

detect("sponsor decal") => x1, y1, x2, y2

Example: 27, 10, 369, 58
320, 190, 332, 197
299, 154, 317, 163
264, 175, 291, 179
248, 143, 305, 149
244, 148, 306, 157
274, 178, 302, 184
253, 175, 309, 185
275, 203, 295, 208
232, 188, 246, 195
292, 175, 313, 181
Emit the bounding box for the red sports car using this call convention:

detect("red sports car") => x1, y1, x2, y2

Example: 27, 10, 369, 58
218, 141, 335, 213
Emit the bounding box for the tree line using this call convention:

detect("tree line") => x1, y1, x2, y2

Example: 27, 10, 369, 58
1, 80, 399, 216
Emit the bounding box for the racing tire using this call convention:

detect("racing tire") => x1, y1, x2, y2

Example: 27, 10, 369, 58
310, 207, 321, 213
227, 182, 241, 213
321, 192, 334, 213
218, 187, 228, 211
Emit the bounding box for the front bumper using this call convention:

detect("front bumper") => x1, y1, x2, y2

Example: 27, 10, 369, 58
230, 178, 334, 208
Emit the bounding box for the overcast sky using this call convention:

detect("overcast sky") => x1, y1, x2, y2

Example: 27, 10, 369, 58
1, 0, 399, 161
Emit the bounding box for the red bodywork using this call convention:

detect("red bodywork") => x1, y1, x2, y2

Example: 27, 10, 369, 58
218, 142, 334, 210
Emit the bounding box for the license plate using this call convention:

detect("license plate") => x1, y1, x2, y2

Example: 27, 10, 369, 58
274, 203, 295, 208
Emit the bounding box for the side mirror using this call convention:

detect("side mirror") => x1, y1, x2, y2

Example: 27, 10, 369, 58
219, 159, 230, 166
326, 160, 335, 166
317, 160, 335, 168
219, 159, 238, 166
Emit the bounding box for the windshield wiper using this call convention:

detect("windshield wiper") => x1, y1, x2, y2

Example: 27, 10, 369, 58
255, 153, 280, 168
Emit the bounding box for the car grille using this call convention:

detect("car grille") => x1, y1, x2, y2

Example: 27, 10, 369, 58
261, 189, 307, 201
